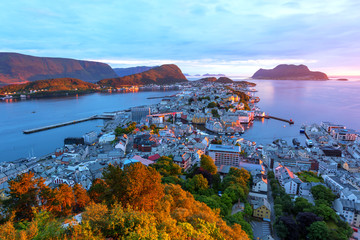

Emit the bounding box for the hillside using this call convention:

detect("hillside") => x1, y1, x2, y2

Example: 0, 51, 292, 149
113, 66, 154, 77
98, 64, 187, 87
252, 64, 329, 80
0, 78, 97, 94
216, 77, 233, 83
0, 52, 117, 85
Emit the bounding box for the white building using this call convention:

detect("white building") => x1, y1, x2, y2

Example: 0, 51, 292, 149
252, 176, 268, 192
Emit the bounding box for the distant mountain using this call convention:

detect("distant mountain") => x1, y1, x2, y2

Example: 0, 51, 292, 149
252, 64, 328, 80
98, 64, 187, 88
113, 66, 155, 77
0, 52, 118, 85
0, 78, 97, 94
195, 77, 217, 83
216, 77, 233, 83
203, 73, 226, 77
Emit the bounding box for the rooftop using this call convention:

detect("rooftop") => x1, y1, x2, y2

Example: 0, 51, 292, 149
208, 144, 240, 153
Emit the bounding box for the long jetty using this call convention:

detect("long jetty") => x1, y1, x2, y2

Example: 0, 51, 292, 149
23, 115, 114, 134
255, 115, 294, 124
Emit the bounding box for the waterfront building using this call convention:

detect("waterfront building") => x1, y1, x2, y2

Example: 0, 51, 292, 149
83, 131, 98, 145
331, 128, 358, 141
131, 106, 150, 122
207, 144, 241, 167
321, 121, 345, 133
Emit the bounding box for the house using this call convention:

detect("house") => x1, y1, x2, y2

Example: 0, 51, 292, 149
274, 165, 302, 195
253, 198, 271, 220
173, 153, 192, 170
299, 182, 324, 196
333, 198, 356, 225
252, 175, 268, 193
318, 158, 337, 175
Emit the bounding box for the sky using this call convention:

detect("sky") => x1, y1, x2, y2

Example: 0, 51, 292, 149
0, 0, 359, 76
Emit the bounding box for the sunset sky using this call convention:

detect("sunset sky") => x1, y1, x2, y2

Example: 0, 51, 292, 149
1, 0, 359, 76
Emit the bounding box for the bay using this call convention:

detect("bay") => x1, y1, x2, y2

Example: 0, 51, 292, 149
241, 78, 360, 146
0, 91, 178, 162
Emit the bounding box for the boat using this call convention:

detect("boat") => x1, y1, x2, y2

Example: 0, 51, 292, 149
300, 125, 305, 133
305, 139, 314, 148
292, 138, 300, 146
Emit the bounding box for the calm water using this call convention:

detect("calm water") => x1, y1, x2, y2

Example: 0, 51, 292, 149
1, 79, 360, 162
241, 78, 360, 145
0, 91, 178, 162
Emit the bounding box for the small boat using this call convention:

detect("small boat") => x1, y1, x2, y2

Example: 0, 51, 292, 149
300, 125, 305, 133
306, 139, 314, 148
292, 138, 300, 146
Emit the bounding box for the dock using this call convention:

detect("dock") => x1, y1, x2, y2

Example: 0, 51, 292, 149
23, 115, 114, 134
255, 115, 294, 124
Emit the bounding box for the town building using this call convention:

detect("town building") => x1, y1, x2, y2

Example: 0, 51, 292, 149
207, 144, 241, 167
253, 198, 271, 220
131, 106, 150, 122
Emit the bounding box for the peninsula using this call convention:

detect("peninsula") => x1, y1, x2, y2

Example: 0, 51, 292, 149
252, 64, 329, 80
0, 52, 118, 85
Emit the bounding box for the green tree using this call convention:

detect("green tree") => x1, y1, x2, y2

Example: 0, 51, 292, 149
307, 221, 329, 240
200, 155, 217, 175
313, 204, 336, 221
225, 212, 254, 239
293, 197, 313, 215
185, 174, 209, 194
151, 156, 182, 177
207, 102, 217, 108
311, 185, 336, 206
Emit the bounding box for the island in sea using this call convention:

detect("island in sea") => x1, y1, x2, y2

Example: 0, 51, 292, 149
0, 64, 188, 99
251, 64, 329, 80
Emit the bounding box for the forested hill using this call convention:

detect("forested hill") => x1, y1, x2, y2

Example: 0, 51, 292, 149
0, 78, 97, 94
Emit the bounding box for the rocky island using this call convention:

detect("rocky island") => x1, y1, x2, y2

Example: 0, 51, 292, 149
252, 64, 329, 80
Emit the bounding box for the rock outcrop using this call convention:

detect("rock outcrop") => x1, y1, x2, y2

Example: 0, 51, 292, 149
252, 64, 328, 80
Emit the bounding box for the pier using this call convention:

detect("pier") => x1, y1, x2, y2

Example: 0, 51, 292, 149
23, 115, 114, 134
255, 115, 294, 124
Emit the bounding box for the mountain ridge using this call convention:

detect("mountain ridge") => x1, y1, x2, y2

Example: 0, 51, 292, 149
98, 64, 187, 88
0, 52, 118, 85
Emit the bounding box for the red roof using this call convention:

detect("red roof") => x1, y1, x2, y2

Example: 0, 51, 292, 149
148, 154, 161, 161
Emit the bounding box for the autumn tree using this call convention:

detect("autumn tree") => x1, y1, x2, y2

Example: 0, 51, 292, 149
102, 163, 164, 211
88, 178, 108, 203
4, 172, 48, 221
73, 183, 90, 213
200, 155, 217, 175
52, 184, 75, 216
